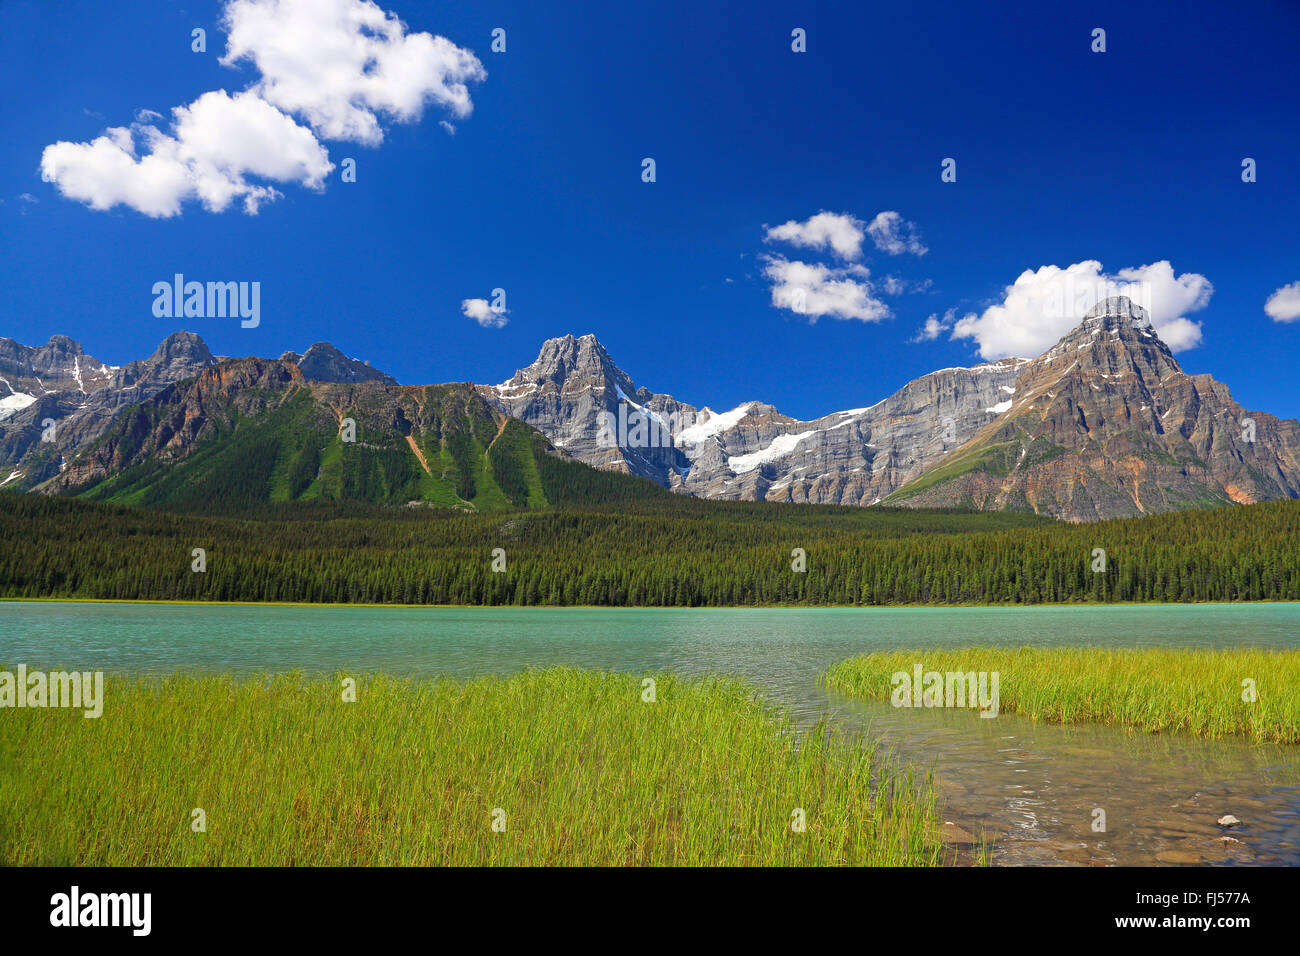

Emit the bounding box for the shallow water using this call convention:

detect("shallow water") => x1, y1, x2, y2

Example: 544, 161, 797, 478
3, 601, 1298, 865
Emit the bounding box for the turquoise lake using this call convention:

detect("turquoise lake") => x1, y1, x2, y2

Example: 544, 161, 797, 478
3, 600, 1298, 865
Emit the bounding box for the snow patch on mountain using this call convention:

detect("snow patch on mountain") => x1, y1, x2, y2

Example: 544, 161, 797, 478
677, 403, 754, 443
729, 431, 817, 473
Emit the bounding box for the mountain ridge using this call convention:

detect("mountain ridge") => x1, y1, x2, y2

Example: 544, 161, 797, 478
7, 298, 1299, 522
884, 297, 1300, 519
480, 298, 1300, 520
39, 355, 667, 513
0, 334, 395, 490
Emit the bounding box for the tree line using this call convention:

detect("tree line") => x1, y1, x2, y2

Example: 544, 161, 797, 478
2, 493, 1297, 606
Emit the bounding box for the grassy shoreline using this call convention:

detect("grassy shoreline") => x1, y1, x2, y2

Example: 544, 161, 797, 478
0, 668, 947, 866
824, 648, 1300, 744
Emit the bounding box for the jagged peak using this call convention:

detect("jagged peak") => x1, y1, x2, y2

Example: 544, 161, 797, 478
148, 331, 213, 365
538, 332, 609, 356
287, 341, 396, 384
43, 334, 85, 354
505, 333, 628, 388
1082, 295, 1152, 328
301, 341, 345, 356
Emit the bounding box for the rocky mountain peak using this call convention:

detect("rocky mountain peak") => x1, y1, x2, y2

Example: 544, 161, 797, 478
44, 334, 86, 355
1082, 295, 1152, 327
288, 342, 397, 385
148, 331, 214, 367
886, 296, 1300, 520
482, 331, 1031, 502
502, 333, 632, 393
482, 333, 693, 479
1032, 294, 1179, 386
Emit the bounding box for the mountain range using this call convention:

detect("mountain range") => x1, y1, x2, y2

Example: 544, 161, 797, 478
3, 296, 1297, 521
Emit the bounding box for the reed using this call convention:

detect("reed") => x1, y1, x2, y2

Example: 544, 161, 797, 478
0, 667, 945, 866
824, 648, 1300, 743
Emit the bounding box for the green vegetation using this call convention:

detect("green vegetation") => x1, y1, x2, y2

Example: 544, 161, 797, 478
2, 493, 1297, 606
824, 648, 1300, 743
0, 669, 943, 866
885, 440, 1018, 501
62, 380, 627, 514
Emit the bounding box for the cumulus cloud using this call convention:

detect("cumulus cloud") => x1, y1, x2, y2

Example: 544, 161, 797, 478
221, 0, 485, 146
764, 211, 866, 261
462, 297, 508, 328
760, 210, 931, 322
761, 255, 889, 323
866, 211, 927, 256
911, 308, 956, 342
946, 260, 1212, 359
41, 92, 332, 216
1264, 282, 1300, 322
40, 0, 483, 217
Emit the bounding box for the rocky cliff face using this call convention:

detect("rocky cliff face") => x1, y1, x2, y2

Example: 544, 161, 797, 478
0, 332, 396, 491
39, 356, 655, 514
48, 358, 303, 492
484, 307, 1300, 521
481, 333, 1027, 505
478, 333, 697, 481
886, 297, 1300, 520
0, 332, 215, 489
13, 304, 1300, 522
670, 359, 1027, 504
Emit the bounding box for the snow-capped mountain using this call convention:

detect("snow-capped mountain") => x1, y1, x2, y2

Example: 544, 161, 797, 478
0, 332, 215, 489
0, 333, 393, 490
884, 296, 1300, 520
479, 333, 1029, 506
482, 300, 1300, 520
10, 299, 1300, 522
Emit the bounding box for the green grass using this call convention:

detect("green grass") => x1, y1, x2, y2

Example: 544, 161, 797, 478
0, 668, 945, 866
823, 648, 1300, 744
59, 377, 596, 515
413, 439, 473, 508
884, 440, 1018, 502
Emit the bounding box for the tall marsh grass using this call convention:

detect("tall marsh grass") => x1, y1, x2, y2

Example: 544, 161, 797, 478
823, 648, 1300, 743
0, 668, 944, 866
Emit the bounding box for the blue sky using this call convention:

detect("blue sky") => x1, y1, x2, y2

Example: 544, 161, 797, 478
2, 0, 1298, 420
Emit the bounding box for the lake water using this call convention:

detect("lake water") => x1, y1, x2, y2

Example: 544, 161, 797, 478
3, 601, 1298, 866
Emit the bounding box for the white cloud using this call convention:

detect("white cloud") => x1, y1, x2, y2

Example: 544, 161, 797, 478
760, 210, 929, 321
41, 91, 332, 217
41, 0, 483, 216
911, 308, 956, 342
221, 0, 485, 146
761, 255, 889, 323
866, 211, 927, 256
764, 211, 866, 261
948, 260, 1212, 359
462, 297, 508, 328
1264, 282, 1300, 322
882, 275, 933, 296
